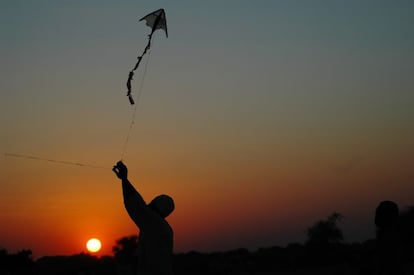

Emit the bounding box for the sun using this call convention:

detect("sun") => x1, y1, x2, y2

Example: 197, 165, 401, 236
86, 238, 102, 253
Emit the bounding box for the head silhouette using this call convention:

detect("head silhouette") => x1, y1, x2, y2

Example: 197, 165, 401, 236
375, 200, 399, 229
149, 194, 175, 218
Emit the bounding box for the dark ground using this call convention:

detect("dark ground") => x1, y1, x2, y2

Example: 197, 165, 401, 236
1, 240, 413, 275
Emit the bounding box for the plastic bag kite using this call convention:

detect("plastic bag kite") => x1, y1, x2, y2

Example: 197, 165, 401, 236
126, 8, 168, 105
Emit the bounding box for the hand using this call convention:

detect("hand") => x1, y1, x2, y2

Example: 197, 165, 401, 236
113, 161, 128, 180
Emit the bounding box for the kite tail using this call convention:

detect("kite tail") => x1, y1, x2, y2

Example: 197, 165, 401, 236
126, 34, 153, 105
120, 44, 152, 160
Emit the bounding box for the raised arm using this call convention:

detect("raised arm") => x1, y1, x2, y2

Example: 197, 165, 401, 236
113, 161, 148, 227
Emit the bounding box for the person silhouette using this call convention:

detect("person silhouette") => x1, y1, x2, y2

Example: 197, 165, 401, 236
374, 200, 403, 275
113, 161, 175, 275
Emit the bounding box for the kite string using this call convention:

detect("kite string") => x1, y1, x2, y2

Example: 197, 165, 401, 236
120, 46, 152, 160
3, 153, 109, 169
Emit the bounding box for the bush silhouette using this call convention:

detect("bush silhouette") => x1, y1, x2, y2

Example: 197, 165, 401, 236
306, 212, 344, 247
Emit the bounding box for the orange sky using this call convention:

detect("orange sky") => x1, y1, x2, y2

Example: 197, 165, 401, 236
1, 137, 413, 258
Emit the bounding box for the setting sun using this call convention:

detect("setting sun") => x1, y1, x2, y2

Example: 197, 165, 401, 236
86, 238, 102, 253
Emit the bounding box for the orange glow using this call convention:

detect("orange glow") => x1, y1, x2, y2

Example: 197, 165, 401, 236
1, 149, 414, 257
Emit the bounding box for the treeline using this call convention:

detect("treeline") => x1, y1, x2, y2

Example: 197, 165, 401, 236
173, 241, 378, 274
0, 241, 379, 275
1, 206, 413, 275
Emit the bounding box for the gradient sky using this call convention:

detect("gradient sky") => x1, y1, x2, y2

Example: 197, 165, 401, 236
1, 0, 414, 258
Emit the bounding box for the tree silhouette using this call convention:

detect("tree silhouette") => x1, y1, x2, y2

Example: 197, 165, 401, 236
0, 248, 33, 273
111, 235, 139, 275
306, 212, 344, 247
112, 235, 138, 263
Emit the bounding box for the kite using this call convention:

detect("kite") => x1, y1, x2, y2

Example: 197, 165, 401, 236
126, 8, 168, 105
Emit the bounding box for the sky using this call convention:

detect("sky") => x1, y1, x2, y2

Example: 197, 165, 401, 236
1, 0, 414, 258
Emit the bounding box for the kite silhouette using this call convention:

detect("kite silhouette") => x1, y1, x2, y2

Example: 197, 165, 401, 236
126, 8, 168, 105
